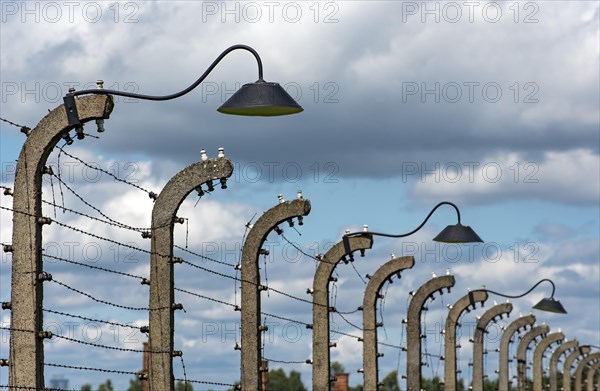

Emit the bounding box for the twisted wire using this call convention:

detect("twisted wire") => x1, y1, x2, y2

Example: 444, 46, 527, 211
43, 308, 147, 331
54, 145, 155, 196
45, 362, 139, 376
50, 279, 152, 311
42, 253, 144, 280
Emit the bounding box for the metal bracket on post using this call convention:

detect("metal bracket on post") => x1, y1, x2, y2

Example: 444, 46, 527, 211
63, 94, 82, 129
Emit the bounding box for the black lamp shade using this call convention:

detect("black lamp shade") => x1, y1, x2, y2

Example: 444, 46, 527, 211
217, 81, 303, 116
433, 223, 483, 243
533, 297, 567, 314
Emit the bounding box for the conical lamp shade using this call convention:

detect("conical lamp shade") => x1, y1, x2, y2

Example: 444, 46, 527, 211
533, 297, 567, 314
218, 80, 303, 116
433, 223, 483, 243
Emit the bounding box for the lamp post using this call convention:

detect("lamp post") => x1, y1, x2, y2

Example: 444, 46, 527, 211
469, 279, 567, 315
62, 44, 302, 133
342, 201, 483, 262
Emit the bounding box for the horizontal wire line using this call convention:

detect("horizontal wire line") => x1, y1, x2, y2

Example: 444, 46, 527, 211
54, 145, 155, 196
42, 253, 144, 280
42, 308, 146, 331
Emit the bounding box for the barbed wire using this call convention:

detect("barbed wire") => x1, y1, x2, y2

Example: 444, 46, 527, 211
174, 378, 236, 388
49, 279, 155, 311
54, 145, 156, 197
280, 234, 333, 264
45, 362, 139, 376
49, 172, 150, 233
174, 244, 236, 268
263, 357, 310, 365
42, 308, 147, 332
41, 199, 172, 232
0, 326, 167, 354
42, 253, 145, 280
174, 287, 236, 308
262, 312, 309, 326
0, 117, 30, 134
178, 356, 189, 391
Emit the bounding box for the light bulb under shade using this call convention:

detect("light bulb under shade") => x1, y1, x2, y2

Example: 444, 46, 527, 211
217, 81, 303, 116
532, 297, 567, 314
433, 223, 483, 243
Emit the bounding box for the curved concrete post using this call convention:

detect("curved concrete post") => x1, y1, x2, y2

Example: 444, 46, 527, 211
406, 275, 455, 391
517, 324, 550, 391
471, 303, 513, 391
499, 315, 536, 391
550, 340, 578, 391
241, 199, 311, 390
362, 256, 415, 390
586, 361, 600, 391
575, 353, 600, 391
564, 346, 591, 391
9, 95, 113, 388
312, 235, 373, 391
444, 290, 488, 390
533, 332, 564, 391
149, 156, 234, 391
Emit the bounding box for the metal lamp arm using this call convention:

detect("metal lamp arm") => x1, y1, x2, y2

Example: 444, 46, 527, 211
68, 44, 263, 101
475, 278, 557, 300
344, 201, 461, 240
63, 44, 263, 128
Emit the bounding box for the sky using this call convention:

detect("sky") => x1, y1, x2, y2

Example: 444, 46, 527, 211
0, 1, 599, 390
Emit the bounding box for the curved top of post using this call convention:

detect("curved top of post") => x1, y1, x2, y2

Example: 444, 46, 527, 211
16, 95, 113, 176
551, 339, 579, 365
534, 332, 565, 363
445, 290, 489, 331
363, 256, 415, 307
564, 345, 592, 375
474, 302, 513, 344
501, 314, 536, 345
313, 234, 373, 289
151, 156, 234, 225
407, 275, 456, 320
517, 324, 550, 362
243, 198, 311, 262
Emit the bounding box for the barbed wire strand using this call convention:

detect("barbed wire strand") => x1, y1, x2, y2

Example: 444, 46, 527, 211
43, 308, 147, 332
50, 279, 161, 311
42, 253, 144, 280
0, 326, 168, 354
45, 362, 139, 376
54, 145, 155, 196
0, 117, 30, 133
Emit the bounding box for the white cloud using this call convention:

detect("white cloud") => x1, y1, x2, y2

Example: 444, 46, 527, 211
410, 149, 600, 205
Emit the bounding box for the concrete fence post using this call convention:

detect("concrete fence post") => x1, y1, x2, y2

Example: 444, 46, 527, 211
532, 332, 564, 391
575, 353, 600, 391
312, 235, 373, 391
549, 340, 579, 391
148, 155, 234, 390
362, 256, 415, 390
564, 346, 591, 391
9, 95, 113, 389
406, 275, 455, 391
240, 198, 311, 390
499, 315, 536, 391
471, 303, 513, 391
586, 361, 600, 391
444, 290, 488, 390
517, 324, 550, 391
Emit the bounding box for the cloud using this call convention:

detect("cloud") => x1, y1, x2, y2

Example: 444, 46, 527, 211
410, 149, 600, 205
